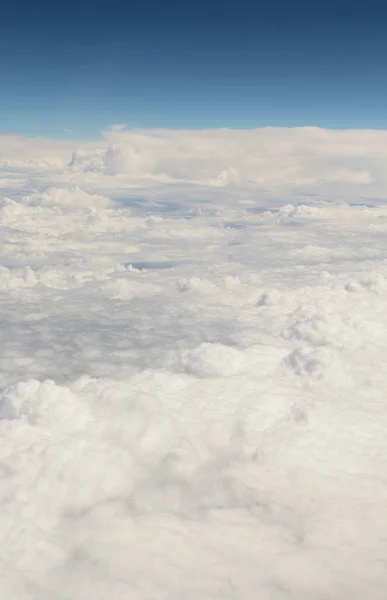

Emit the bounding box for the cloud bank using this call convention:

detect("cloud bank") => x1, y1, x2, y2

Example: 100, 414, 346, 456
2, 126, 387, 197
1, 126, 387, 599
69, 127, 386, 190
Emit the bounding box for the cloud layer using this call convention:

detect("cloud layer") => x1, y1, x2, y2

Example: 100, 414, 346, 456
2, 126, 387, 198
1, 126, 387, 599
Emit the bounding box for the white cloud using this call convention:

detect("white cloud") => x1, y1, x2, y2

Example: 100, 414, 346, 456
25, 186, 113, 209
92, 126, 383, 190
0, 134, 95, 169
1, 127, 386, 197
1, 129, 387, 598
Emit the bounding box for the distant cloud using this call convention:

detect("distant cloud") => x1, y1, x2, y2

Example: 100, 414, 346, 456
0, 134, 94, 169
1, 127, 386, 198
69, 126, 384, 193
106, 123, 127, 132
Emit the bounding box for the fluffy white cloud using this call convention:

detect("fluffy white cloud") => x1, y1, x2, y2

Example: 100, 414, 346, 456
1, 127, 387, 598
91, 126, 385, 189
2, 127, 387, 196
0, 134, 96, 169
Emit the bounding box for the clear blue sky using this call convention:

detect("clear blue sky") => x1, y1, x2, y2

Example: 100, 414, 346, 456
1, 0, 386, 137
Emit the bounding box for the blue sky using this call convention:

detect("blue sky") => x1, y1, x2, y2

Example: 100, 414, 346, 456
1, 0, 386, 137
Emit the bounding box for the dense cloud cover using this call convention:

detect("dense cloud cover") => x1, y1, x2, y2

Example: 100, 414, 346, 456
1, 127, 387, 599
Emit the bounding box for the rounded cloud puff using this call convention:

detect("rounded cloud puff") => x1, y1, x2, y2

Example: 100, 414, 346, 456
180, 342, 246, 377
24, 186, 113, 209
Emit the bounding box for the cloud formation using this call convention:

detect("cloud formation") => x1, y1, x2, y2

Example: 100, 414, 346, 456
70, 126, 387, 190
1, 127, 387, 598
2, 127, 387, 198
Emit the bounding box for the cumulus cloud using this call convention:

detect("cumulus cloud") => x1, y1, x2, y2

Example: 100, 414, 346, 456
1, 131, 387, 598
1, 127, 386, 196
65, 126, 386, 192
0, 134, 95, 169
23, 186, 113, 209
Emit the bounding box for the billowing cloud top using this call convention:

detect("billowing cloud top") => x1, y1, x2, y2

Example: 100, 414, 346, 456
1, 127, 386, 197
